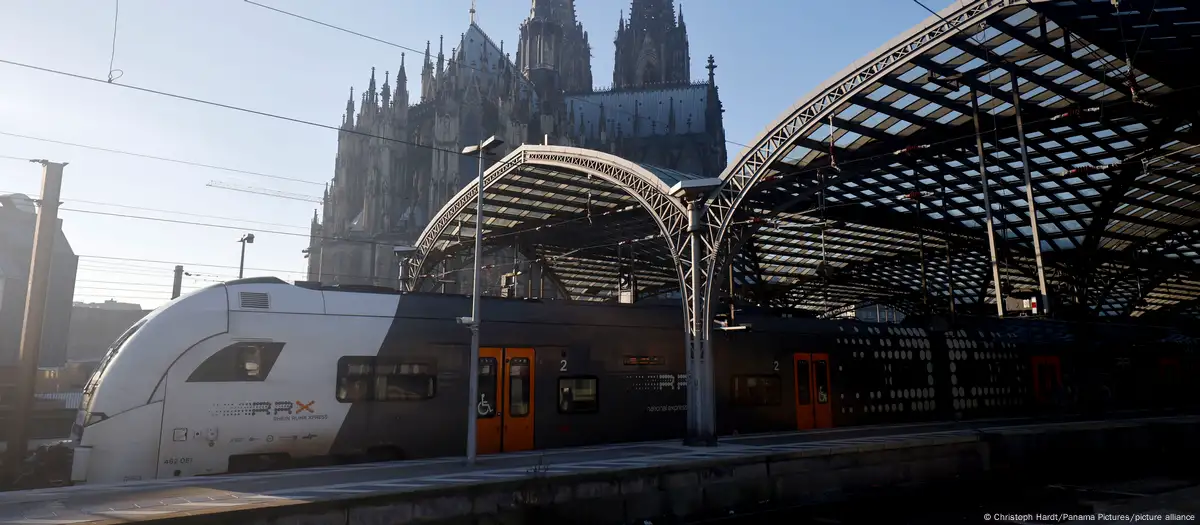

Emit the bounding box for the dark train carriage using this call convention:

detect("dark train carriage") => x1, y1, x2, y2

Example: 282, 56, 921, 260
468, 297, 690, 453
335, 291, 1197, 462
711, 315, 844, 436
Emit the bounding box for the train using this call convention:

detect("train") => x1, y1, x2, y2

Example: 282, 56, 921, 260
61, 277, 1197, 485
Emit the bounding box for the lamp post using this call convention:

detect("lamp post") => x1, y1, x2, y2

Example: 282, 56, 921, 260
238, 233, 255, 278
459, 135, 504, 466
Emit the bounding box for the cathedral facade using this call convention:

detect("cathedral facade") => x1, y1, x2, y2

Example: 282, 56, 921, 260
308, 0, 728, 296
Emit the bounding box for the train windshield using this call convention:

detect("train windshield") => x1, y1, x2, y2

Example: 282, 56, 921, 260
82, 318, 148, 397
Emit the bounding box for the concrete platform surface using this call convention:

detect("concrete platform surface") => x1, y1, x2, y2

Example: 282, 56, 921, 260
0, 414, 1193, 525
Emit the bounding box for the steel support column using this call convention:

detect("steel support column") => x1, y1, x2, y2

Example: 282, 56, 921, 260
970, 88, 1006, 317
683, 198, 716, 445
1011, 74, 1050, 314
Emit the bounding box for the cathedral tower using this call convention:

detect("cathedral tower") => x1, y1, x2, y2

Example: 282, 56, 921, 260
613, 0, 690, 88
516, 0, 593, 98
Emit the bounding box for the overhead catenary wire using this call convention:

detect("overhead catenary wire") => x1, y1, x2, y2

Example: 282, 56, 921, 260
106, 0, 123, 83
0, 130, 324, 186
2, 188, 312, 230
0, 57, 477, 161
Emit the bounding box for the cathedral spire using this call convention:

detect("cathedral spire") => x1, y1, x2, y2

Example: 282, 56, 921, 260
381, 70, 391, 108
421, 42, 434, 102
367, 67, 377, 106
706, 54, 716, 85
469, 0, 477, 24
344, 87, 355, 127
396, 53, 410, 109
437, 35, 445, 74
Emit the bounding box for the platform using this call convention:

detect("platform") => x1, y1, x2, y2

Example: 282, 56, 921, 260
2, 414, 1196, 525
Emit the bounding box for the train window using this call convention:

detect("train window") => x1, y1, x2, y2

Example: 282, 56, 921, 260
187, 342, 284, 383
814, 360, 830, 404
732, 375, 782, 406
558, 376, 599, 414
795, 360, 812, 405
509, 357, 531, 417
336, 357, 373, 402
478, 358, 498, 418
374, 361, 437, 401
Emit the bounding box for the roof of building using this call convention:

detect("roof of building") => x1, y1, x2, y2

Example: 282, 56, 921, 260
566, 82, 712, 140
0, 193, 77, 281
413, 0, 1200, 323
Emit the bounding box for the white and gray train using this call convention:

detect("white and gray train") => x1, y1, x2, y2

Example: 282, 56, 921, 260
68, 277, 1185, 486
68, 277, 701, 484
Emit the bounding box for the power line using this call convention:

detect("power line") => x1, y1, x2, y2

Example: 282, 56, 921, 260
77, 254, 373, 282
78, 279, 175, 287
242, 0, 754, 150
910, 0, 944, 19
0, 58, 483, 160
59, 207, 316, 240
0, 130, 324, 186
0, 154, 33, 162
4, 188, 311, 230
106, 0, 123, 83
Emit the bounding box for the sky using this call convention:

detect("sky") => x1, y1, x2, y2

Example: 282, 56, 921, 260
0, 0, 936, 310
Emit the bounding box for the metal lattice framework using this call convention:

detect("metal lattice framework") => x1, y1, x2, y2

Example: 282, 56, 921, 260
699, 0, 1200, 327
409, 145, 700, 313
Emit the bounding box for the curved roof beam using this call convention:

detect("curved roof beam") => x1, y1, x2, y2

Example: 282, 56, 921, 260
408, 145, 693, 300
700, 0, 1036, 318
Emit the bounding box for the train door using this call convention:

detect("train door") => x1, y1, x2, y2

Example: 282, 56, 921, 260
476, 348, 503, 455
1031, 355, 1062, 404
476, 347, 536, 454
793, 352, 833, 430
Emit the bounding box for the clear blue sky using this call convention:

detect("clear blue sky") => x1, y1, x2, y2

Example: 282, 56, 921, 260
0, 0, 935, 309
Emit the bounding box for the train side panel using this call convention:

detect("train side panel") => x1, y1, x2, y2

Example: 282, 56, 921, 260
156, 306, 382, 477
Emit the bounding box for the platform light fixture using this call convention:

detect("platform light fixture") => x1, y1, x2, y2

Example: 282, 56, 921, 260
460, 135, 504, 467
237, 233, 255, 279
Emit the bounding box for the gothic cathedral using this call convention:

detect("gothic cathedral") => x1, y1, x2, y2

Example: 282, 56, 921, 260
308, 0, 727, 294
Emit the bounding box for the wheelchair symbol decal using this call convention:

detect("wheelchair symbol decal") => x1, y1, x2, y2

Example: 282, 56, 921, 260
477, 394, 493, 416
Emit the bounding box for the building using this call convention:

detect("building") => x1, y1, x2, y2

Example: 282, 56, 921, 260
73, 299, 143, 311
308, 0, 728, 291
67, 304, 149, 362
0, 193, 77, 367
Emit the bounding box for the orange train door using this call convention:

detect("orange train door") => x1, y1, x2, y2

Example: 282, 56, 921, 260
1031, 355, 1062, 404
476, 348, 503, 455
793, 352, 833, 430
475, 347, 536, 454
502, 348, 536, 452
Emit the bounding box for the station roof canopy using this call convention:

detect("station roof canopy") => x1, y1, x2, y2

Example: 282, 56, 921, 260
720, 0, 1200, 321
414, 0, 1200, 323
411, 146, 700, 302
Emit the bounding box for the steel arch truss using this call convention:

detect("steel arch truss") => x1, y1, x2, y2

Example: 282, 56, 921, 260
407, 145, 694, 306
698, 0, 1200, 327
